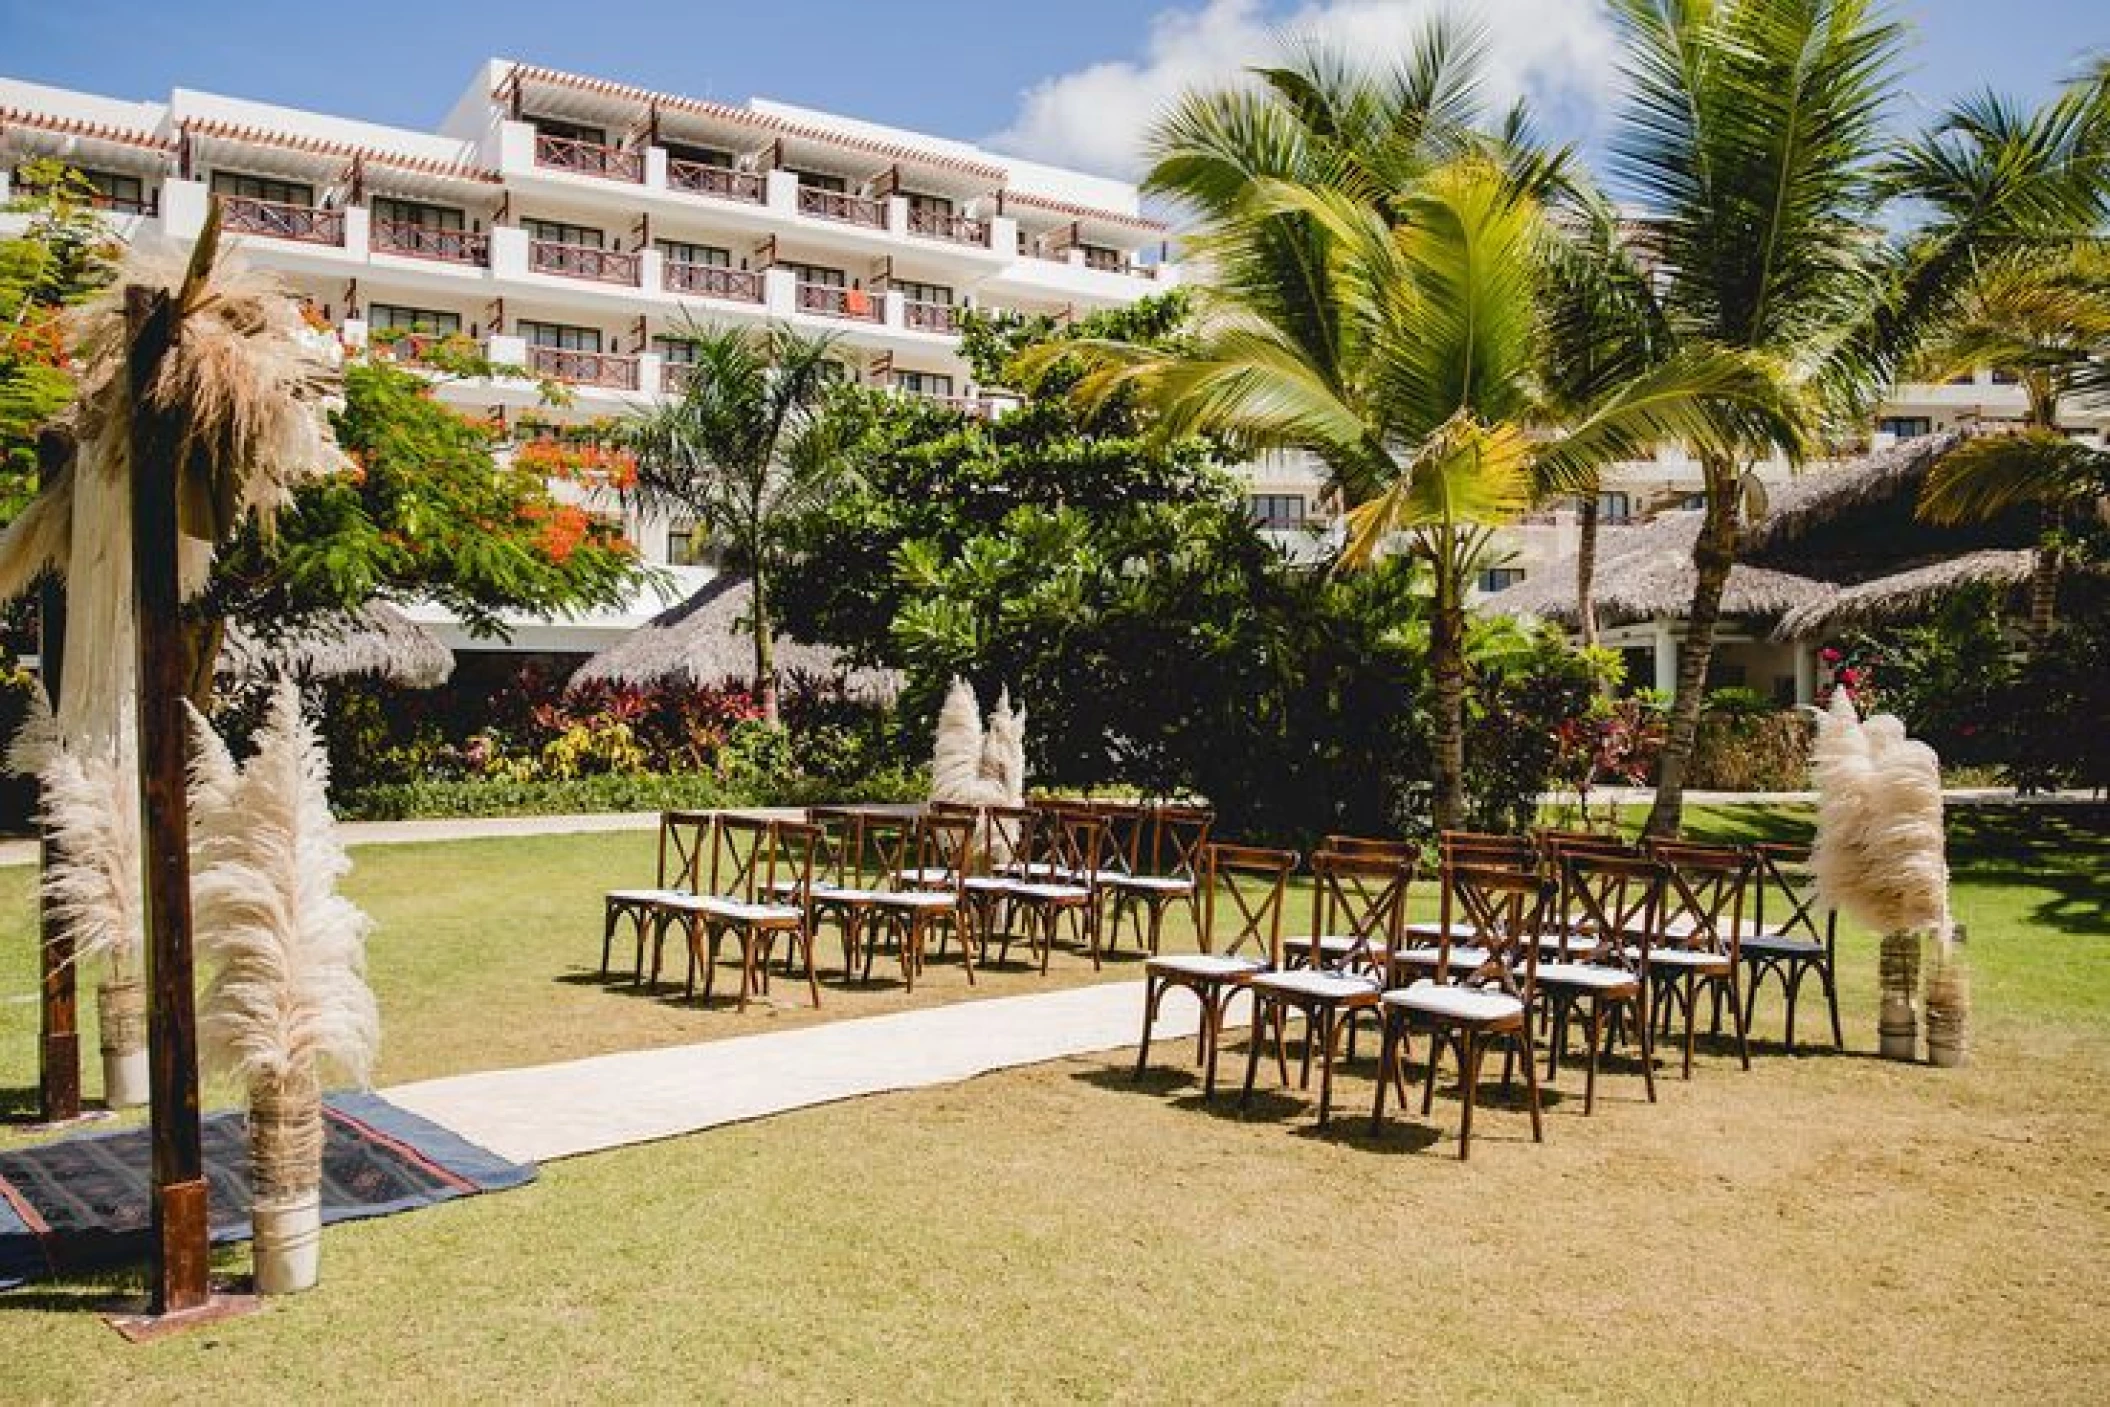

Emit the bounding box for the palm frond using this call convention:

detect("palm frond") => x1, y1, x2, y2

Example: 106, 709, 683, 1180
1918, 431, 2109, 525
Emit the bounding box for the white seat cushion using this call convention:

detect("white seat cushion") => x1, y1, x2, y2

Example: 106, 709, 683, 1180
891, 867, 957, 886
659, 895, 801, 924
1740, 934, 1825, 958
1385, 981, 1523, 1024
962, 876, 1013, 893
1298, 934, 1387, 961
1647, 947, 1733, 972
1007, 881, 1092, 902
1014, 861, 1075, 880
1106, 874, 1195, 894
1391, 944, 1491, 970
1148, 954, 1265, 979
605, 887, 689, 906
870, 890, 957, 909
814, 887, 885, 904
1537, 961, 1639, 992
1252, 969, 1381, 1002
1401, 920, 1479, 941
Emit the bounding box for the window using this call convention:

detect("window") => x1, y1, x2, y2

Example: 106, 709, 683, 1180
70, 169, 146, 211
781, 261, 844, 288
1249, 494, 1307, 530
652, 335, 698, 364
531, 116, 605, 145
1477, 567, 1526, 594
371, 197, 464, 230
1990, 369, 2019, 385
1878, 416, 1932, 439
665, 521, 722, 568
904, 191, 954, 219
1080, 243, 1124, 272
210, 171, 313, 207
517, 321, 602, 352
655, 239, 728, 267
894, 279, 954, 306
661, 142, 732, 168
1597, 490, 1632, 524
895, 370, 954, 397
368, 304, 461, 334
522, 218, 604, 248
786, 168, 846, 193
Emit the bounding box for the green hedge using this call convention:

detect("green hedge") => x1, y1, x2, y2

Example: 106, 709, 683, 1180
334, 766, 929, 822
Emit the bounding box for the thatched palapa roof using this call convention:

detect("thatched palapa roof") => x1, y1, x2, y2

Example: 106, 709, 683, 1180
1739, 430, 1968, 553
1478, 510, 1835, 627
220, 603, 455, 688
568, 574, 899, 699
1772, 549, 2040, 639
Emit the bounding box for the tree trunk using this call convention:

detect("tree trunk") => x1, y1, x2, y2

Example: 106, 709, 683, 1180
751, 566, 780, 727
1575, 494, 1601, 652
1645, 463, 1739, 839
1429, 568, 1467, 833
178, 615, 225, 713
2026, 534, 2059, 660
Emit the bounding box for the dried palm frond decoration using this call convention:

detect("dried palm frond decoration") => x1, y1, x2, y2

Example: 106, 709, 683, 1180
1810, 690, 1956, 1061
190, 681, 379, 1293
6, 692, 149, 1106
0, 216, 347, 746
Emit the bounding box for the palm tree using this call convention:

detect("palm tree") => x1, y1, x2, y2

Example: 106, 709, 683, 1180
1913, 247, 2110, 651
1039, 36, 1794, 829
625, 323, 850, 724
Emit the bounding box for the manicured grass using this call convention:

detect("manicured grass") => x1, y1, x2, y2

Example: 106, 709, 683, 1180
0, 807, 2105, 1401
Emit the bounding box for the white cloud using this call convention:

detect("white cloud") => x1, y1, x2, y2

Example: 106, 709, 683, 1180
988, 0, 1623, 179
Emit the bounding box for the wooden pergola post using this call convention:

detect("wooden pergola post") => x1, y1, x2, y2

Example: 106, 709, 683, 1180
124, 283, 210, 1317
35, 430, 79, 1126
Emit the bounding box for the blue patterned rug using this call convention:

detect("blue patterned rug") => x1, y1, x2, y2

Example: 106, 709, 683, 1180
0, 1091, 534, 1290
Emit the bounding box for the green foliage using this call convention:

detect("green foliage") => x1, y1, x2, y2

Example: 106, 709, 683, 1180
206, 357, 641, 641
1687, 712, 1813, 793
332, 763, 929, 822
2006, 605, 2110, 793
1463, 632, 1618, 832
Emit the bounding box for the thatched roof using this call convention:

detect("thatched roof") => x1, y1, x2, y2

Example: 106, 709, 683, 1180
1772, 549, 2040, 639
1739, 430, 1970, 554
1479, 510, 1835, 627
220, 603, 454, 688
568, 574, 899, 699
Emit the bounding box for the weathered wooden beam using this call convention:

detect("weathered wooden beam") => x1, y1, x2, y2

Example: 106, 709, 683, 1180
35, 429, 78, 1125
124, 283, 209, 1316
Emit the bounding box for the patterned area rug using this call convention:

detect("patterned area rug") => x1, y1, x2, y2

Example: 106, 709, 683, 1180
0, 1091, 534, 1289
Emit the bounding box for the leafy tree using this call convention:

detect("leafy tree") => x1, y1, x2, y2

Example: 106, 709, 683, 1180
624, 323, 850, 724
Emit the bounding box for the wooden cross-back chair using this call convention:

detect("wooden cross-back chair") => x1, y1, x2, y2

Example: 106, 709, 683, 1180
1104, 803, 1213, 958
602, 809, 713, 987
862, 812, 978, 993
1371, 862, 1550, 1160
1240, 849, 1412, 1128
1392, 832, 1531, 980
956, 803, 1037, 964
1742, 841, 1844, 1051
662, 815, 821, 1012
1645, 840, 1754, 1078
1537, 849, 1661, 1115
1324, 834, 1418, 859
1133, 843, 1296, 1097
807, 807, 893, 979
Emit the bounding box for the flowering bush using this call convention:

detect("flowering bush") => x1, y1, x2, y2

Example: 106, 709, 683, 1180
1554, 695, 1667, 824
513, 438, 639, 490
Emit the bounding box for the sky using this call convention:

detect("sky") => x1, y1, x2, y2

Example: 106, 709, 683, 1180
1, 0, 2104, 180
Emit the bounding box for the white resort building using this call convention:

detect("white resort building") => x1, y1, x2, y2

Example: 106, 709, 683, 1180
0, 60, 1179, 655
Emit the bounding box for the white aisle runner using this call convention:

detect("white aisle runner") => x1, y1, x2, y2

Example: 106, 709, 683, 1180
384, 980, 1210, 1164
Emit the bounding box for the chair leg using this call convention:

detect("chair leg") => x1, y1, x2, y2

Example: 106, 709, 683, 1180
1134, 976, 1162, 1081
1582, 1002, 1603, 1116
1636, 995, 1658, 1103
957, 909, 977, 986
800, 927, 822, 1009
600, 905, 617, 977
1682, 972, 1699, 1079
1519, 1017, 1544, 1144
1201, 989, 1228, 1096
1370, 1012, 1399, 1135
1457, 1030, 1482, 1161
1239, 997, 1265, 1110
1727, 969, 1752, 1069
1316, 1008, 1341, 1128
1421, 1031, 1444, 1117
1823, 959, 1845, 1051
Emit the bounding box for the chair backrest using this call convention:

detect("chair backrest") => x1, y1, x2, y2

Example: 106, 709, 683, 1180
981, 804, 1037, 875
912, 812, 977, 896
767, 820, 822, 915
840, 812, 917, 893
1148, 804, 1214, 881
806, 807, 865, 889
1439, 862, 1553, 997
658, 809, 716, 892
1090, 800, 1148, 878
1648, 839, 1754, 958
1305, 849, 1414, 971
1323, 834, 1419, 860
1557, 849, 1667, 969
1200, 843, 1297, 963
1537, 828, 1640, 862
1440, 830, 1539, 871
1045, 807, 1109, 883
710, 814, 780, 903
1749, 841, 1835, 946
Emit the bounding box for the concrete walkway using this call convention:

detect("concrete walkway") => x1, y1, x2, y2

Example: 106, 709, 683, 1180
385, 980, 1191, 1165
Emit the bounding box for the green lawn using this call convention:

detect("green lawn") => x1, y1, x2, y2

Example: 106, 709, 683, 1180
1, 807, 2106, 1403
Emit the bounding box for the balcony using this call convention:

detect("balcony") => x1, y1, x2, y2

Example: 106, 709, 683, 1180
12, 183, 158, 216
369, 332, 467, 367
905, 207, 990, 247
796, 282, 882, 322
528, 345, 640, 391
371, 219, 489, 266
533, 132, 644, 183
666, 157, 765, 205
529, 240, 641, 287
220, 196, 345, 246
663, 260, 764, 304
661, 361, 693, 395
797, 185, 886, 228
902, 299, 959, 334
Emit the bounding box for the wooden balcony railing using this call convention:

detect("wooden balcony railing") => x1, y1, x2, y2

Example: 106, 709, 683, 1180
528, 345, 640, 390
906, 207, 989, 246
661, 361, 693, 395
529, 240, 641, 286
666, 158, 765, 204
370, 332, 463, 366
533, 132, 644, 183
902, 300, 959, 334
370, 219, 488, 266
1081, 247, 1125, 273
797, 185, 886, 228
12, 183, 158, 216
796, 283, 883, 322
219, 196, 345, 246
663, 261, 764, 303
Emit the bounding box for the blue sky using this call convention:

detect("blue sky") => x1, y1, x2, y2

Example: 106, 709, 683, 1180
1, 0, 2103, 177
